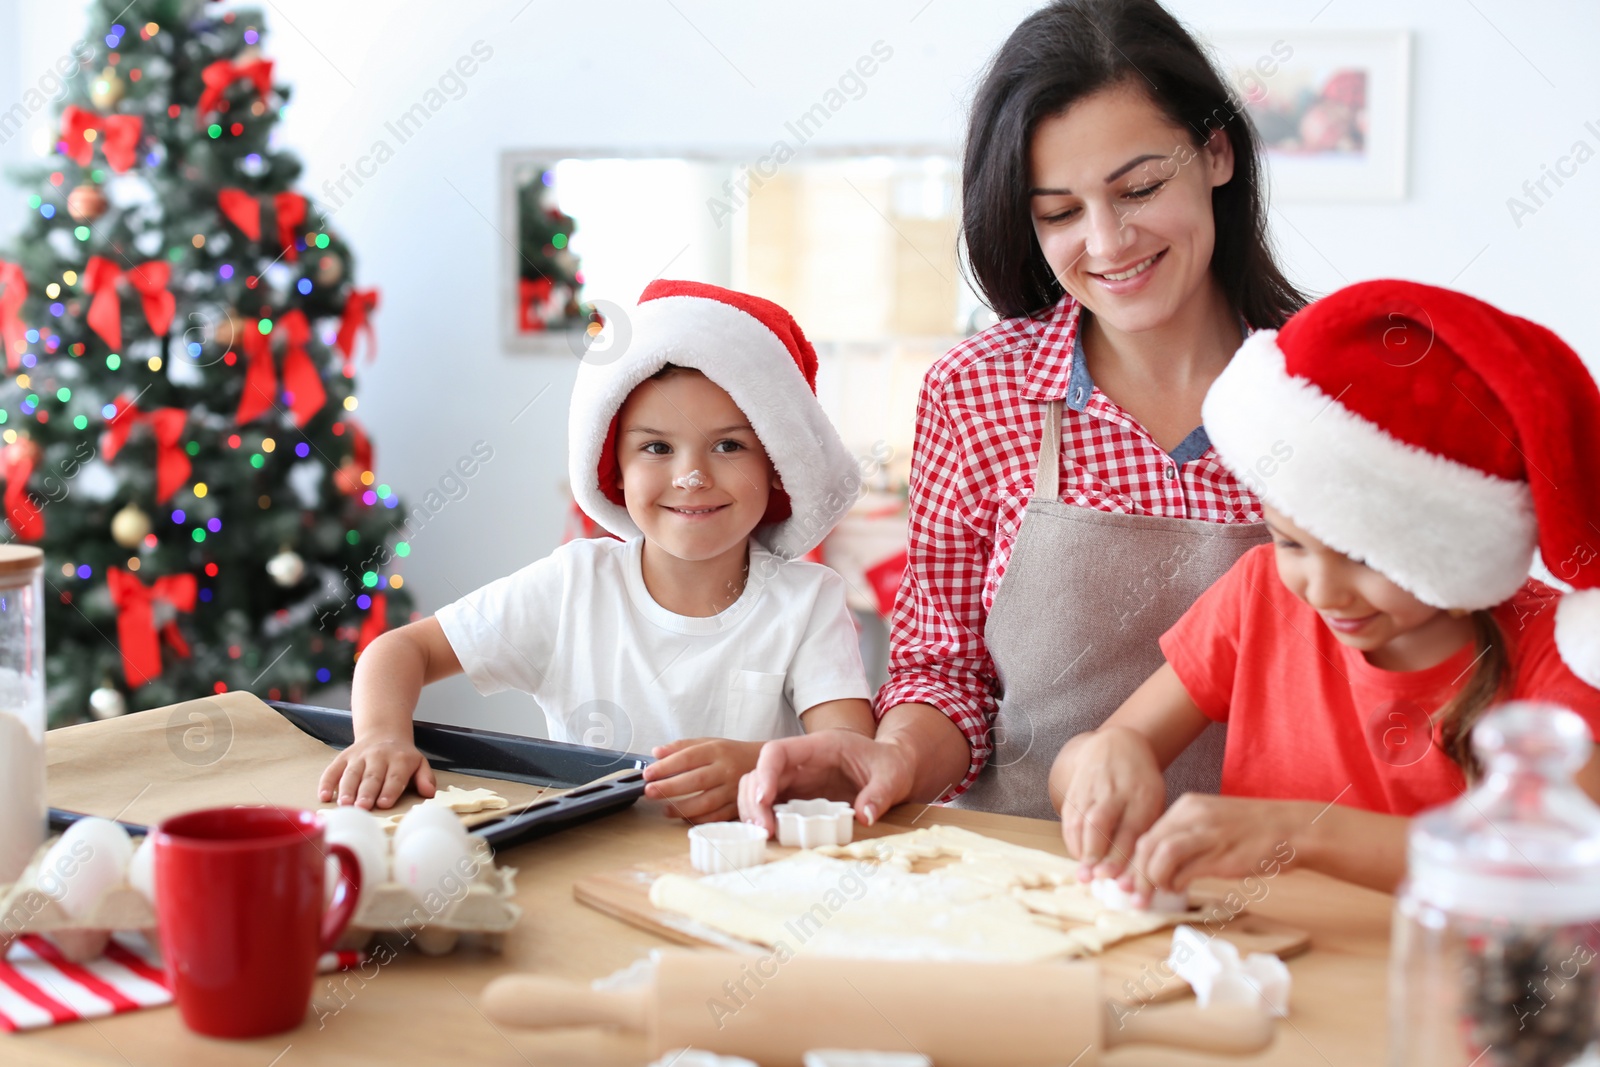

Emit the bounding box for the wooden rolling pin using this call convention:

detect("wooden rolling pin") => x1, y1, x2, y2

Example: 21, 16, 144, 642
481, 951, 1275, 1066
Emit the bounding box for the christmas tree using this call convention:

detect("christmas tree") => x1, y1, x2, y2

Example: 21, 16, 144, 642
514, 169, 587, 333
0, 0, 414, 726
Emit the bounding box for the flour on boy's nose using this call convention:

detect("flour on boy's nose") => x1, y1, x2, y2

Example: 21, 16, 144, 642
672, 470, 708, 490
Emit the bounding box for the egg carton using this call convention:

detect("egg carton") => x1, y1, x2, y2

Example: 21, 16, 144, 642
0, 841, 155, 963
0, 837, 522, 963
336, 844, 522, 957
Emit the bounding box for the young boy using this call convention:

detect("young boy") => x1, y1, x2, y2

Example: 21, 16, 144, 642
318, 280, 875, 823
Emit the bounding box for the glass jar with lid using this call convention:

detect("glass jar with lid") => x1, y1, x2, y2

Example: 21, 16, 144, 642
0, 544, 46, 885
1389, 701, 1600, 1067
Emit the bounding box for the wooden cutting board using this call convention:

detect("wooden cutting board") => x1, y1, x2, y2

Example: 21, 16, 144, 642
574, 847, 1311, 1006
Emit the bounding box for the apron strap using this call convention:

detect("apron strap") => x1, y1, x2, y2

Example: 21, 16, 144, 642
1034, 400, 1061, 503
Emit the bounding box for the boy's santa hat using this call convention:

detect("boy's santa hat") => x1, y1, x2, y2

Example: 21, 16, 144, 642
1204, 279, 1600, 689
567, 280, 860, 560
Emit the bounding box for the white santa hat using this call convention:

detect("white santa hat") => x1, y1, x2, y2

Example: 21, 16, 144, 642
1203, 279, 1600, 689
567, 279, 861, 560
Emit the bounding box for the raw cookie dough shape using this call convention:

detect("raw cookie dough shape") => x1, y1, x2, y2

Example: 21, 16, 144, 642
378, 785, 511, 831
649, 824, 1209, 962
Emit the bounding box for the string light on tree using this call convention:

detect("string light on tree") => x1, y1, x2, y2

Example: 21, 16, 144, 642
0, 0, 412, 725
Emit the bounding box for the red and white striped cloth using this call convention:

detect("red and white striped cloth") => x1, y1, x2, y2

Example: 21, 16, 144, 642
0, 933, 364, 1032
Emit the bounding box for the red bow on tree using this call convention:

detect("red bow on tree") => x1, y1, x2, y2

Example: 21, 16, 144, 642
197, 57, 275, 116
0, 261, 26, 371
107, 569, 196, 688
357, 593, 388, 655
2, 440, 43, 542
82, 257, 175, 351
236, 310, 326, 426
216, 189, 308, 259
349, 419, 373, 471
59, 106, 143, 173
102, 400, 192, 503
335, 289, 378, 375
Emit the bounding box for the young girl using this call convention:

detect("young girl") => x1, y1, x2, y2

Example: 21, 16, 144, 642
319, 280, 876, 823
1051, 279, 1600, 897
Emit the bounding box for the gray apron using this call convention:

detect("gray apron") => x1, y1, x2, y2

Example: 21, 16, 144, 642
952, 400, 1270, 819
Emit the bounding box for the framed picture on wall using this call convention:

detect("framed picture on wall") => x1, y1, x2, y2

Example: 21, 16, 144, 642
1204, 29, 1411, 201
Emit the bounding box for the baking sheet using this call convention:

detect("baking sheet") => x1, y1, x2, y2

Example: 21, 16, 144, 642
46, 691, 574, 830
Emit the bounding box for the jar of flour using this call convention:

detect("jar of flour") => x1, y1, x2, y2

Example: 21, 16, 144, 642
0, 545, 45, 885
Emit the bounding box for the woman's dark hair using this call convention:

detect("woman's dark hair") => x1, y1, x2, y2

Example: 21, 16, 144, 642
962, 0, 1306, 326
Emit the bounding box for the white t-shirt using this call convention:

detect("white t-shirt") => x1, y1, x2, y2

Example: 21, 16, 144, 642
434, 537, 871, 755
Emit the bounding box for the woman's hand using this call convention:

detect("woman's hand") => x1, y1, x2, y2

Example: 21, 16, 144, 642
643, 738, 765, 824
1122, 794, 1305, 902
318, 735, 437, 810
737, 730, 920, 837
1052, 726, 1167, 881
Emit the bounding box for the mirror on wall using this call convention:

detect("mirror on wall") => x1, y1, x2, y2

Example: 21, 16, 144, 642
500, 147, 981, 353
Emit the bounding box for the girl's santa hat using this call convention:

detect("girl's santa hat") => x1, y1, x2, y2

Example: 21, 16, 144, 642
568, 280, 860, 560
1204, 279, 1600, 689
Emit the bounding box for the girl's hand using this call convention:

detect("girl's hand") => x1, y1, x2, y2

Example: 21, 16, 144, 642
1052, 727, 1167, 882
643, 738, 764, 824
737, 730, 918, 837
1123, 794, 1305, 902
318, 735, 437, 810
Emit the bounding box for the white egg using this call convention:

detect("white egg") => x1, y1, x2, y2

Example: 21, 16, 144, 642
37, 818, 133, 920
392, 828, 476, 905
319, 806, 390, 894
127, 835, 156, 904
322, 837, 387, 904
61, 817, 135, 870
319, 805, 387, 852
393, 802, 469, 851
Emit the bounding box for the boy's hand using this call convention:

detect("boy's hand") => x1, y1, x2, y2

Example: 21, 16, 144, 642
318, 736, 438, 810
642, 738, 764, 824
1053, 726, 1167, 882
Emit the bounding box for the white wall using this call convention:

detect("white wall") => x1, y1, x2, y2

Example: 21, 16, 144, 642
2, 1, 1597, 733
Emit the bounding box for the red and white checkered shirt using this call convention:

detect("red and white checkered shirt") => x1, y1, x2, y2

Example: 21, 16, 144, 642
875, 294, 1264, 800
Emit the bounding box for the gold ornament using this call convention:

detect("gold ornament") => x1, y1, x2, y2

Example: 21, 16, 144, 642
333, 459, 364, 497
67, 184, 108, 222
89, 67, 125, 110
111, 503, 153, 547
212, 306, 243, 348
315, 254, 343, 286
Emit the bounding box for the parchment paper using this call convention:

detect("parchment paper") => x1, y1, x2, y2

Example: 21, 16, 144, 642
45, 691, 574, 831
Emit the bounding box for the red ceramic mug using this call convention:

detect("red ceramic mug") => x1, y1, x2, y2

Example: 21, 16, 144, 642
152, 806, 361, 1038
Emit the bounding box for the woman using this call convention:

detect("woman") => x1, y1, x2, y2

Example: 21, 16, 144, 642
741, 0, 1307, 826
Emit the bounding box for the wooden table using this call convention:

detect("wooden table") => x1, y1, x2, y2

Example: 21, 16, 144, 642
6, 798, 1394, 1066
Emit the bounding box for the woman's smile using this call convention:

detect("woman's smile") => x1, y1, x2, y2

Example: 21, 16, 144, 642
1089, 249, 1167, 293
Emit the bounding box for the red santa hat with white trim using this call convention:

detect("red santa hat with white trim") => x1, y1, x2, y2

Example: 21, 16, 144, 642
567, 279, 861, 560
1203, 279, 1600, 689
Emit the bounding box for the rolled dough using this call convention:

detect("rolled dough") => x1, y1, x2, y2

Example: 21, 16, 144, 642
648, 824, 1207, 962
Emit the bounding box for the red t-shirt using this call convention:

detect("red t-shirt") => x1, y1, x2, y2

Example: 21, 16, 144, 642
1160, 544, 1600, 816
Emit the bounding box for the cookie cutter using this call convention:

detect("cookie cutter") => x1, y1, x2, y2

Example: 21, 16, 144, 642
688, 822, 767, 874
774, 799, 855, 849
